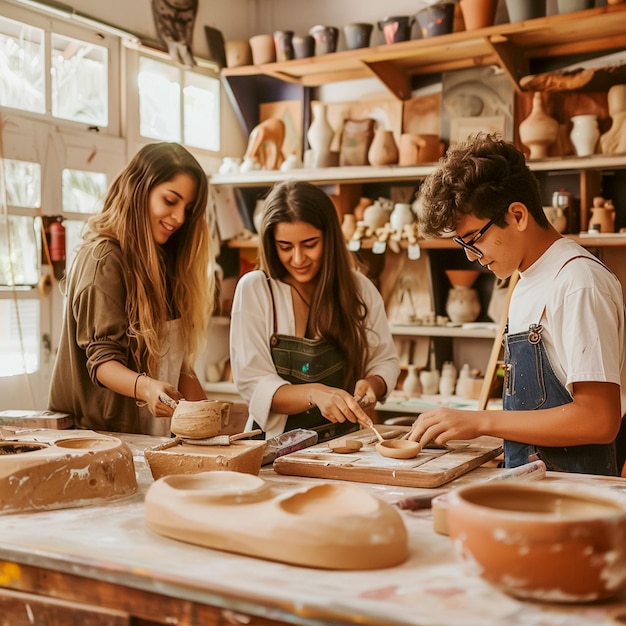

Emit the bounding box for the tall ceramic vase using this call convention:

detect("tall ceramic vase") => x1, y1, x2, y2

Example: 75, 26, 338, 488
518, 92, 559, 159
307, 103, 334, 168
570, 114, 600, 157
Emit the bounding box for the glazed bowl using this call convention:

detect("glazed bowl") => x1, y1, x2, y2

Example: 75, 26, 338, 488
445, 269, 480, 288
447, 481, 626, 601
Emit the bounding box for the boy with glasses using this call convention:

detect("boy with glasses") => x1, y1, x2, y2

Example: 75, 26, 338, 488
407, 134, 626, 475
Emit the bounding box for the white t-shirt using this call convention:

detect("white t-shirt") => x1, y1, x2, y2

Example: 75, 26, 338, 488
509, 237, 626, 414
230, 270, 400, 438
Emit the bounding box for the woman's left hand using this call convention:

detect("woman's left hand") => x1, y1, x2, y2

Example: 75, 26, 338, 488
309, 385, 374, 428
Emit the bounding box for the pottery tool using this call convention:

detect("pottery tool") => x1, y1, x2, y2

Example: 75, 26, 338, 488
370, 424, 385, 443
261, 428, 319, 465
395, 459, 547, 512
181, 429, 262, 446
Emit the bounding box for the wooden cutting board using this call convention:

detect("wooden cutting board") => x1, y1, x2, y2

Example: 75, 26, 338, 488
273, 425, 503, 488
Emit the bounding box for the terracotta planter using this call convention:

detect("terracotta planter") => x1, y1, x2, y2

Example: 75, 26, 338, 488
459, 0, 498, 30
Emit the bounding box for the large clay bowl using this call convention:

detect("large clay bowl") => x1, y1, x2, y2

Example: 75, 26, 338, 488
445, 269, 480, 288
447, 481, 626, 601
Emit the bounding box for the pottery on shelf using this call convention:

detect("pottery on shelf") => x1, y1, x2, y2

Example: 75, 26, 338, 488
600, 84, 626, 155
445, 269, 480, 288
224, 40, 252, 68
273, 30, 294, 62
459, 0, 499, 30
292, 34, 315, 59
368, 129, 399, 166
518, 92, 559, 159
445, 272, 481, 323
307, 102, 334, 168
249, 34, 275, 65
402, 364, 422, 398
588, 196, 616, 233
557, 0, 595, 13
415, 3, 455, 38
308, 25, 339, 55
505, 0, 546, 22
569, 114, 600, 157
342, 23, 373, 49
377, 15, 415, 44
389, 202, 415, 232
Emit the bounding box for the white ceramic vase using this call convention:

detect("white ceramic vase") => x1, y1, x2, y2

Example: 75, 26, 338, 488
446, 287, 481, 324
570, 114, 600, 157
403, 365, 422, 398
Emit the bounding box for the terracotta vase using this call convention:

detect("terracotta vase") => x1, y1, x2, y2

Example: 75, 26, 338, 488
569, 114, 600, 157
589, 197, 615, 233
459, 0, 499, 30
307, 103, 334, 168
368, 129, 399, 166
518, 93, 559, 159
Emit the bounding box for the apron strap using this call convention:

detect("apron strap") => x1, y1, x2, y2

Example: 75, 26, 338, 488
265, 273, 278, 336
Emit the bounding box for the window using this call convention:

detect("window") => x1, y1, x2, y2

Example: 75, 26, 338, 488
136, 54, 220, 152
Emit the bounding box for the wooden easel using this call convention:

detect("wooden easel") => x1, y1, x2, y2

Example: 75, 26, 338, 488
477, 271, 519, 411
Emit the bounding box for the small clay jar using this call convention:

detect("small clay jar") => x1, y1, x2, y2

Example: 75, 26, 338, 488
273, 30, 294, 62
459, 0, 499, 30
308, 25, 339, 55
292, 34, 315, 59
249, 34, 276, 65
368, 129, 399, 166
342, 23, 373, 50
415, 3, 455, 38
377, 16, 415, 44
225, 40, 252, 68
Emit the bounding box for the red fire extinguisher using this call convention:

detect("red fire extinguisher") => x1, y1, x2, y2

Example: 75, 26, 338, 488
49, 219, 66, 262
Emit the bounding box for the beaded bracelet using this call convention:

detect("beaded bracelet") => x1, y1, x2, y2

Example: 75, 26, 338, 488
134, 372, 148, 407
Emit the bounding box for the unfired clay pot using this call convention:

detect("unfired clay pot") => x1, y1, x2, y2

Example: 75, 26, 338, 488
519, 92, 559, 159
447, 481, 626, 601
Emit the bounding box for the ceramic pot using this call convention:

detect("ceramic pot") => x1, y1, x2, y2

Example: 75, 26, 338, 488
419, 369, 440, 395
557, 0, 595, 13
446, 286, 481, 324
249, 34, 276, 65
505, 0, 546, 21
307, 102, 334, 168
377, 16, 415, 44
415, 3, 455, 38
459, 0, 499, 30
439, 361, 457, 396
403, 365, 422, 398
518, 92, 559, 159
589, 197, 616, 233
368, 129, 399, 166
273, 30, 294, 62
341, 214, 357, 241
292, 34, 315, 59
447, 481, 626, 601
342, 23, 373, 49
570, 114, 600, 157
224, 40, 252, 68
390, 203, 415, 232
362, 200, 391, 230
309, 25, 339, 55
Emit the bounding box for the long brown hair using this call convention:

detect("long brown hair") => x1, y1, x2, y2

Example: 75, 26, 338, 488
258, 180, 368, 389
82, 142, 213, 376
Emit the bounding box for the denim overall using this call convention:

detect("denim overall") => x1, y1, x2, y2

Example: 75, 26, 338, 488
503, 255, 618, 475
252, 277, 358, 441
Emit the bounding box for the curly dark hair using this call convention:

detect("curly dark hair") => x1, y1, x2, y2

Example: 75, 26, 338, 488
417, 133, 548, 238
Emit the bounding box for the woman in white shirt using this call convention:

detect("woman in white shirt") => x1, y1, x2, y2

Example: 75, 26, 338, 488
230, 180, 400, 440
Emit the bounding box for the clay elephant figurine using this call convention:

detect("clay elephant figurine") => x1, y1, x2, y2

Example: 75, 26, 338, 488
398, 133, 444, 166
243, 118, 286, 170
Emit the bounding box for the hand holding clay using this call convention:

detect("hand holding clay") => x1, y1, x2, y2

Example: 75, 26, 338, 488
308, 384, 373, 428
136, 375, 182, 417
406, 406, 480, 450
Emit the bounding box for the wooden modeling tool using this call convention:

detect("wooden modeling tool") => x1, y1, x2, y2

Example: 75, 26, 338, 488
181, 429, 262, 446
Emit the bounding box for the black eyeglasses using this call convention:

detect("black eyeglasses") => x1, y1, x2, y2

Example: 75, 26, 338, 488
453, 206, 510, 258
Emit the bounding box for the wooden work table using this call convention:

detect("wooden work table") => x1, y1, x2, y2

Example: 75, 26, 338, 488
1, 433, 626, 625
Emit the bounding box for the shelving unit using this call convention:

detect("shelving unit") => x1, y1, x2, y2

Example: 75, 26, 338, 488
210, 5, 626, 413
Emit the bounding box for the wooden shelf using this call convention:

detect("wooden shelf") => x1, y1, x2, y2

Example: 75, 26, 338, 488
390, 323, 498, 339
222, 5, 626, 99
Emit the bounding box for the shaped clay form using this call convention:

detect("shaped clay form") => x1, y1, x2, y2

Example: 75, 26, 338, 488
170, 399, 230, 439
328, 437, 363, 454
145, 471, 408, 569
0, 429, 137, 514
376, 439, 421, 459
